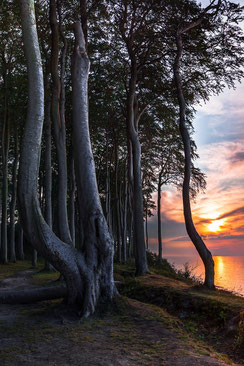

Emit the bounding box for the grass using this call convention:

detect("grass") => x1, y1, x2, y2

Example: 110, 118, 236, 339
0, 260, 43, 279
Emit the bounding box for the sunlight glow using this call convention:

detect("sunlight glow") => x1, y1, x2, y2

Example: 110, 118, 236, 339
208, 219, 226, 233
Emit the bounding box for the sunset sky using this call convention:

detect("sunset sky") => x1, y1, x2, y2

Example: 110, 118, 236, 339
148, 2, 244, 257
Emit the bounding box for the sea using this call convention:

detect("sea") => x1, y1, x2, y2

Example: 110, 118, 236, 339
165, 255, 244, 297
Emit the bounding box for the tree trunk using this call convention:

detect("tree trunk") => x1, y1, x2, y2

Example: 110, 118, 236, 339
43, 72, 54, 271
71, 22, 115, 314
69, 156, 76, 246
9, 128, 19, 262
173, 30, 215, 289
17, 2, 110, 316
1, 80, 9, 264
122, 165, 128, 263
49, 0, 71, 245
145, 198, 149, 250
157, 173, 162, 263
16, 221, 24, 261
126, 64, 149, 275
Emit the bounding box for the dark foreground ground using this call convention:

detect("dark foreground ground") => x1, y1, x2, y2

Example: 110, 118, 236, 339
0, 261, 243, 366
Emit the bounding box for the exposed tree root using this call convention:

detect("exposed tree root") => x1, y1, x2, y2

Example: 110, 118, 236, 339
0, 285, 67, 304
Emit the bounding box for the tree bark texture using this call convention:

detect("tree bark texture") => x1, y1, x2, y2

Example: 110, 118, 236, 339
18, 1, 100, 315
49, 0, 71, 245
173, 30, 215, 289
71, 22, 116, 314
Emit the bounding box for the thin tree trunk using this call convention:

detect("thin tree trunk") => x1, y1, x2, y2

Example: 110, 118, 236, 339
43, 72, 54, 271
122, 165, 128, 264
16, 221, 24, 261
49, 0, 71, 245
157, 173, 162, 263
69, 156, 76, 246
9, 128, 19, 262
1, 80, 9, 264
145, 198, 149, 250
126, 63, 148, 275
173, 30, 214, 289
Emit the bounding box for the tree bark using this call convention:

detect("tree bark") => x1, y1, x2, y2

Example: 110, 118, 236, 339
71, 21, 116, 313
69, 156, 76, 246
49, 0, 71, 245
9, 128, 19, 262
127, 61, 149, 275
18, 1, 95, 314
173, 30, 215, 289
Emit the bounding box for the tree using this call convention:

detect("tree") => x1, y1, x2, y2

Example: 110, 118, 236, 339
14, 0, 115, 317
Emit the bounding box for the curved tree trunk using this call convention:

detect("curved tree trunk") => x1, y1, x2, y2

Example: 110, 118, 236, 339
16, 1, 115, 316
173, 30, 215, 289
71, 22, 115, 314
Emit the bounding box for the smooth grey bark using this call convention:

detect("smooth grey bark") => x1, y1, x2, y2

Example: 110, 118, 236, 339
72, 22, 115, 313
49, 0, 71, 245
17, 0, 93, 312
173, 28, 215, 289
114, 142, 121, 262
9, 128, 19, 262
0, 285, 66, 304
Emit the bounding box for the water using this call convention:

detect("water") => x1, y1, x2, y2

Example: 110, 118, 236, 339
165, 255, 244, 296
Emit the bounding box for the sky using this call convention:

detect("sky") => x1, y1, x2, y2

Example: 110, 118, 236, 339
148, 0, 244, 257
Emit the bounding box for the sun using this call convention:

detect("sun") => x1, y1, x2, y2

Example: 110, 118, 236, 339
208, 219, 226, 233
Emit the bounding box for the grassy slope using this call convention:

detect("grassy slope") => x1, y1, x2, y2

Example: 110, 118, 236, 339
0, 259, 243, 365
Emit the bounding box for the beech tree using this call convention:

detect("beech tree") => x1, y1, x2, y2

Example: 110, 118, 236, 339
12, 0, 115, 316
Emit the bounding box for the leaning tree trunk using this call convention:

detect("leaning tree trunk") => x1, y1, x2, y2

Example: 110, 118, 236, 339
173, 30, 214, 289
9, 128, 19, 262
15, 1, 115, 316
72, 22, 115, 314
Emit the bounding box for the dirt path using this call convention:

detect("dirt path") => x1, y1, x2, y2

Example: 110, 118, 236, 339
0, 271, 239, 366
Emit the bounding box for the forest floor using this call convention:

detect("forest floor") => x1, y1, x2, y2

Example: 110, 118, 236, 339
0, 261, 243, 366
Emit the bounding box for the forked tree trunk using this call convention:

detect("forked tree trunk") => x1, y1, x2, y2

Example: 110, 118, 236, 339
14, 1, 115, 316
71, 22, 115, 313
173, 30, 215, 289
